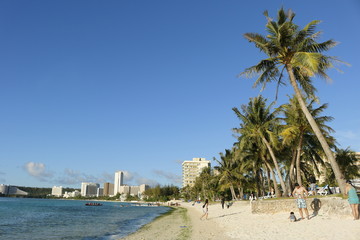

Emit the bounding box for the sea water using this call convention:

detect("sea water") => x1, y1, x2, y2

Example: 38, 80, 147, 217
0, 197, 170, 240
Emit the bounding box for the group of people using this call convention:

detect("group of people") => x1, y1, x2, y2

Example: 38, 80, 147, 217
291, 180, 359, 221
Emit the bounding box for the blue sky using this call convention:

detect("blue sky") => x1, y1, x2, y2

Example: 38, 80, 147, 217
0, 0, 359, 188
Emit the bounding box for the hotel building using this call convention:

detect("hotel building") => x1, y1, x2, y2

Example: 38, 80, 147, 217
114, 171, 124, 194
103, 182, 114, 196
81, 182, 100, 197
51, 186, 63, 197
182, 158, 211, 187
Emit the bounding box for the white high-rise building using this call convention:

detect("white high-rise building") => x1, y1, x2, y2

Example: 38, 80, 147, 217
182, 158, 211, 187
51, 186, 63, 197
114, 171, 124, 194
81, 182, 100, 197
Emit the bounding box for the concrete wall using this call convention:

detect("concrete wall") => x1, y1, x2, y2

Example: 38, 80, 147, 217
251, 197, 354, 218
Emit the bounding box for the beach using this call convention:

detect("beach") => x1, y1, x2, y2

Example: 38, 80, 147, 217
121, 200, 360, 240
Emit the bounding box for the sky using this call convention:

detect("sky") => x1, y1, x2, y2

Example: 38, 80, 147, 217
0, 0, 359, 188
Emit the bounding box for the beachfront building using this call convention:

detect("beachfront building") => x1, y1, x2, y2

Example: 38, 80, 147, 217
119, 184, 149, 197
182, 158, 211, 187
51, 186, 63, 197
114, 171, 124, 194
63, 190, 80, 198
81, 182, 100, 197
97, 188, 104, 197
103, 182, 114, 196
0, 184, 28, 196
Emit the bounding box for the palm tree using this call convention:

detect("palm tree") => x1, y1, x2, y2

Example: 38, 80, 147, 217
280, 95, 334, 186
241, 8, 346, 193
327, 147, 360, 183
233, 96, 287, 196
214, 149, 238, 200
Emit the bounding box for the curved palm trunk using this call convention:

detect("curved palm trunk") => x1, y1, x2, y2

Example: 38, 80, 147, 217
261, 136, 287, 196
262, 157, 281, 197
289, 149, 297, 188
266, 166, 272, 193
296, 134, 304, 186
229, 184, 237, 200
237, 185, 244, 199
286, 65, 346, 194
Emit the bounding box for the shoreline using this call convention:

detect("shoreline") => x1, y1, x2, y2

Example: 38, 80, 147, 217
120, 206, 191, 240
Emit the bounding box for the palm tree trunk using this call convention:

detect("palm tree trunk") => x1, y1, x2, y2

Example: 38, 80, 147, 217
229, 185, 237, 200
263, 157, 281, 197
261, 136, 287, 196
286, 64, 346, 194
237, 185, 244, 199
259, 169, 266, 196
289, 149, 297, 188
296, 134, 304, 186
266, 166, 271, 193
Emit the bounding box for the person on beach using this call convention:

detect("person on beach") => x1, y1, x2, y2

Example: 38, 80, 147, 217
200, 199, 209, 220
289, 212, 297, 222
221, 197, 225, 209
309, 175, 317, 195
292, 183, 310, 220
310, 198, 321, 217
345, 180, 359, 220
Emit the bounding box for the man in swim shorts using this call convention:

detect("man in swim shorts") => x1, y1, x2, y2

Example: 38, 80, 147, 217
292, 183, 310, 220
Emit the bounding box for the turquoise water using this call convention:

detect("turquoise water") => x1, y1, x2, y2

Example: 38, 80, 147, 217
0, 197, 170, 240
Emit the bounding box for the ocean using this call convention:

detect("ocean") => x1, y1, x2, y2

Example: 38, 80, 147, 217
0, 197, 170, 240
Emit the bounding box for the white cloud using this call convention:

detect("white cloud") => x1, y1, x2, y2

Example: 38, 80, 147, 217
23, 162, 53, 182
153, 170, 182, 185
123, 171, 134, 182
56, 169, 113, 186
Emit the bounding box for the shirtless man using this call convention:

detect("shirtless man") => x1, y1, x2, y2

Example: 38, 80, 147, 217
292, 183, 310, 220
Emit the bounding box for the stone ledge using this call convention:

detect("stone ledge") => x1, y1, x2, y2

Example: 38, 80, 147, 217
251, 197, 352, 217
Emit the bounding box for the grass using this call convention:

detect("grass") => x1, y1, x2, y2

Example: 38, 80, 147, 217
178, 207, 192, 240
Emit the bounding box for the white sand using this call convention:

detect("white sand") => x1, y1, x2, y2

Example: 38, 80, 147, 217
121, 201, 359, 240
185, 201, 360, 240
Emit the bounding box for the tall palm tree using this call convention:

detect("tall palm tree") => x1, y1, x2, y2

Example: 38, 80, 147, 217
241, 8, 346, 193
214, 149, 238, 200
233, 96, 287, 196
280, 95, 334, 186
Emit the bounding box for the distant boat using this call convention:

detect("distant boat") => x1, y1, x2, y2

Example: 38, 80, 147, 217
85, 202, 103, 206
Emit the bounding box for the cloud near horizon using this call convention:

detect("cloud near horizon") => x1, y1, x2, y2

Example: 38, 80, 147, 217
153, 170, 182, 185
23, 162, 53, 182
56, 169, 114, 186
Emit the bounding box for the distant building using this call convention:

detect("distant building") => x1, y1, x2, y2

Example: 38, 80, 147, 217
81, 182, 100, 197
51, 186, 63, 197
182, 158, 211, 187
0, 184, 28, 196
114, 171, 124, 194
63, 190, 80, 198
139, 184, 150, 193
97, 188, 104, 197
103, 182, 114, 196
119, 185, 130, 195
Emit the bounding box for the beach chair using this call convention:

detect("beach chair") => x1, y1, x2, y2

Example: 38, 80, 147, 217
317, 185, 328, 196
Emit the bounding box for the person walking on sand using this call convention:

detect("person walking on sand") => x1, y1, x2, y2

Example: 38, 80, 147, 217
221, 197, 225, 209
292, 183, 310, 220
200, 199, 209, 220
345, 180, 359, 220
